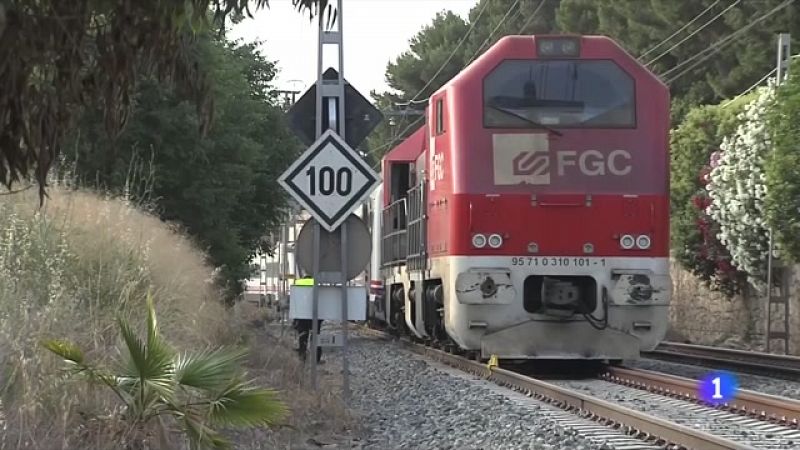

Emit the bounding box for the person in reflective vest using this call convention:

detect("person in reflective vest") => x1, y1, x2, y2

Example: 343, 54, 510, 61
293, 276, 323, 363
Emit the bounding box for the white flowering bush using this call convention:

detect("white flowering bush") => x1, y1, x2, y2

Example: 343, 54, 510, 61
706, 82, 777, 292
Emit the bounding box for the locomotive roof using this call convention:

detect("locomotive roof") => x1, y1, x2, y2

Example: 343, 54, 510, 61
431, 34, 667, 97
383, 126, 425, 163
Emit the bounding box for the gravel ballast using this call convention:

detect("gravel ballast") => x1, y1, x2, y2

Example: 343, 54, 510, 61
549, 377, 800, 449
324, 332, 660, 450
625, 357, 800, 400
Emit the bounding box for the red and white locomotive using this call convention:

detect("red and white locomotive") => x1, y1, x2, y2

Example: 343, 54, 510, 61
366, 35, 671, 361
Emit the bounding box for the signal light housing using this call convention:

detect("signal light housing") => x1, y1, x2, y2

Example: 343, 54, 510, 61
488, 234, 503, 249
472, 233, 487, 248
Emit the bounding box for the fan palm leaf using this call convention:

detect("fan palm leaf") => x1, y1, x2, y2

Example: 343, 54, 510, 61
207, 378, 287, 428
174, 346, 248, 391
116, 311, 175, 409
41, 291, 288, 449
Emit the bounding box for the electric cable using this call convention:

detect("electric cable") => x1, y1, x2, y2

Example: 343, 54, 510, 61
638, 0, 721, 61
661, 0, 793, 83
721, 67, 777, 108
465, 0, 523, 66
397, 0, 492, 106
645, 0, 739, 67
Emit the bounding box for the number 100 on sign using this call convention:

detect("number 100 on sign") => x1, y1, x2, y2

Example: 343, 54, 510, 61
307, 166, 352, 196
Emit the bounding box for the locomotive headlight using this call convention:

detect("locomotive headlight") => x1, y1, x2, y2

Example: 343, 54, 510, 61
537, 37, 581, 57
472, 233, 487, 248
620, 234, 636, 250
488, 234, 503, 249
636, 235, 652, 250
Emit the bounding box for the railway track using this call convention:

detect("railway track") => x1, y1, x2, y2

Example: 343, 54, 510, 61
644, 341, 800, 379
603, 366, 800, 427
361, 327, 800, 450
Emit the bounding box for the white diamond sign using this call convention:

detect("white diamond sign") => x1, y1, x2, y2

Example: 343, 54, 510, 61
279, 129, 380, 231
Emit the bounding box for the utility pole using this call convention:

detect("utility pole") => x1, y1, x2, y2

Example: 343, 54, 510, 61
765, 33, 791, 354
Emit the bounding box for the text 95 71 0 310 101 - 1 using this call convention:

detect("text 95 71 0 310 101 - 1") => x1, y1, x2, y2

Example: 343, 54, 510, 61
510, 257, 606, 267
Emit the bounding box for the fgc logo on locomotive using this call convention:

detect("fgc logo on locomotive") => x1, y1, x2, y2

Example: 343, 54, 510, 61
493, 133, 632, 185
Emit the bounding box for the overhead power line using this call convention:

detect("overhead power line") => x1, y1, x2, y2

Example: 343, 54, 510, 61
515, 0, 547, 36
398, 0, 492, 106
721, 53, 800, 108
662, 0, 794, 84
721, 67, 777, 108
372, 0, 497, 161
646, 0, 741, 68
368, 115, 425, 169
376, 0, 546, 163
466, 0, 522, 65
638, 0, 721, 61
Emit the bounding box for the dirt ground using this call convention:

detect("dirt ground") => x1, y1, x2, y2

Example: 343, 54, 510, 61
228, 301, 365, 449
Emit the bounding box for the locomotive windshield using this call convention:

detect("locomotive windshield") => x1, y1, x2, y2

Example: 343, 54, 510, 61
483, 60, 635, 128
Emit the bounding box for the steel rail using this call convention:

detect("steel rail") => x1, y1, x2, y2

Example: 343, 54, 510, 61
393, 339, 756, 450
645, 341, 800, 378
604, 366, 800, 427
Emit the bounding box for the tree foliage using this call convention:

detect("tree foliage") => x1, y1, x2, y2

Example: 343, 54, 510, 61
557, 0, 799, 121
0, 0, 329, 201
366, 0, 798, 159
765, 71, 800, 262
66, 33, 300, 300
42, 292, 286, 450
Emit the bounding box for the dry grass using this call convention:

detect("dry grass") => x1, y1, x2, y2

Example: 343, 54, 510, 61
226, 302, 359, 449
0, 187, 233, 450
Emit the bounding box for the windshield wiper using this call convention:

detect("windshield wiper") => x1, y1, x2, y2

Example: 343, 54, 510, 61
487, 104, 563, 136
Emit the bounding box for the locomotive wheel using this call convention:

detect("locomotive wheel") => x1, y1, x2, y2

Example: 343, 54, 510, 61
465, 350, 481, 361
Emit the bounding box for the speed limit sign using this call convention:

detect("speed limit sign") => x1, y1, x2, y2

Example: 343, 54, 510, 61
279, 129, 380, 231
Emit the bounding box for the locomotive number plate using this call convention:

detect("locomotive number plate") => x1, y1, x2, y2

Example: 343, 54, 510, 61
510, 257, 606, 267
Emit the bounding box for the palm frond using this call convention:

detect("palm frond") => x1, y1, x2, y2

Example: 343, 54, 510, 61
182, 413, 232, 450
42, 339, 130, 404
174, 347, 248, 391
292, 0, 337, 29
146, 290, 159, 346
118, 316, 148, 378
41, 339, 85, 365
117, 312, 175, 404
207, 378, 288, 428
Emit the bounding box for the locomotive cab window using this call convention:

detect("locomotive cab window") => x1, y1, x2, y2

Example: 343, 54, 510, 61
435, 98, 445, 135
483, 60, 635, 128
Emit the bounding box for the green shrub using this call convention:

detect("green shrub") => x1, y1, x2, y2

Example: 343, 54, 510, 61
669, 94, 754, 296
765, 71, 800, 262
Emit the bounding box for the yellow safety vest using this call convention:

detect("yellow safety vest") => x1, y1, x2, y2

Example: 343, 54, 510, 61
295, 277, 314, 286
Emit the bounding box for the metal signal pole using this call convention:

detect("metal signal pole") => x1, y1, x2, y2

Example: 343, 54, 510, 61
765, 33, 791, 354
310, 0, 349, 400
